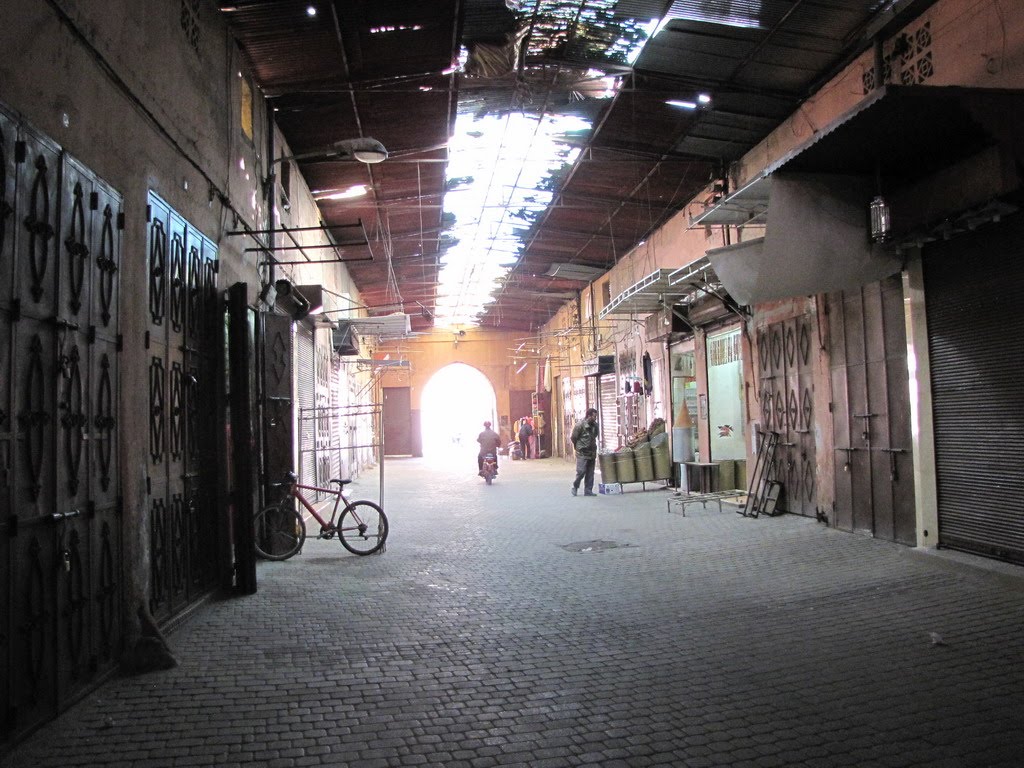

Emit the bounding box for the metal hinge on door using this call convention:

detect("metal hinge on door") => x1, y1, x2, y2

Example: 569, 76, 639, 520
0, 442, 8, 487
878, 447, 906, 481
836, 446, 862, 472
852, 412, 878, 441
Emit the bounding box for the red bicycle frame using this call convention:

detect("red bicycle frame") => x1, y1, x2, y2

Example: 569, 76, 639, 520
290, 480, 356, 533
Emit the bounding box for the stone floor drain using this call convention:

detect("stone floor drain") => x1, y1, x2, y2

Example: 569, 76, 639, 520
561, 539, 634, 553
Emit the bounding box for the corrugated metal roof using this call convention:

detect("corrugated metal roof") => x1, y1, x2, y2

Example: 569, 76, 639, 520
222, 0, 925, 332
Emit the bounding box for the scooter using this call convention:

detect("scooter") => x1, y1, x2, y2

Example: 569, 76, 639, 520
481, 454, 498, 485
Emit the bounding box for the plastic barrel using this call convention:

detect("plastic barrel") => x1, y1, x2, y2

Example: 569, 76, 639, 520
598, 453, 617, 484
614, 447, 636, 483
634, 441, 654, 481
651, 432, 672, 479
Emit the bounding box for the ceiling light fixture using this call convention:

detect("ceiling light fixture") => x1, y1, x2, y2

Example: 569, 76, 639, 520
274, 137, 388, 166
870, 195, 891, 243
265, 138, 388, 190
870, 163, 891, 243
336, 137, 388, 164
306, 6, 317, 17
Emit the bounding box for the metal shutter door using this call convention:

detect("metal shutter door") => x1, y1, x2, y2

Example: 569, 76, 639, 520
599, 375, 618, 451
924, 217, 1024, 563
295, 323, 316, 489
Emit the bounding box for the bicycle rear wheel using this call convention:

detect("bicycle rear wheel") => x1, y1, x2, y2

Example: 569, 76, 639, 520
254, 502, 306, 560
338, 501, 388, 555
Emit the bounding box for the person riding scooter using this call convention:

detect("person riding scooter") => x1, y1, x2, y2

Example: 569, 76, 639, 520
476, 421, 502, 477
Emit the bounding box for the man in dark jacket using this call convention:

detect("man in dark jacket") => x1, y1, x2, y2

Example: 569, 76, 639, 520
518, 417, 534, 459
570, 408, 599, 496
477, 421, 502, 475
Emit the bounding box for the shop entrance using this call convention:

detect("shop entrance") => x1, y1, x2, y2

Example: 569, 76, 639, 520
420, 364, 498, 466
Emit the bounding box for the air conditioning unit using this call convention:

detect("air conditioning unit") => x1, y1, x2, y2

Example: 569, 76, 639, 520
331, 322, 359, 355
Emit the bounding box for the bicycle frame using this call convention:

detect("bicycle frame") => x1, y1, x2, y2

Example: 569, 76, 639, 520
288, 480, 381, 539
290, 482, 347, 532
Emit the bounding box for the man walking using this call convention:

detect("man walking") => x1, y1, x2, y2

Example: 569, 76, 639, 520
570, 408, 600, 496
518, 417, 534, 459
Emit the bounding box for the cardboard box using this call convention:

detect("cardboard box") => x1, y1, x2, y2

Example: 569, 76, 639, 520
598, 483, 622, 495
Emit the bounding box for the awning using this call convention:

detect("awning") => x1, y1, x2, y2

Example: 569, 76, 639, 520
601, 260, 737, 320
693, 86, 1024, 304
694, 85, 1024, 232
583, 355, 615, 377
763, 85, 1024, 182
707, 173, 904, 305
599, 269, 679, 318
690, 176, 771, 228
344, 314, 412, 338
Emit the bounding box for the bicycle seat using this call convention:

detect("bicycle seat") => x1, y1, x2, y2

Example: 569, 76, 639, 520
330, 478, 353, 487
269, 471, 298, 487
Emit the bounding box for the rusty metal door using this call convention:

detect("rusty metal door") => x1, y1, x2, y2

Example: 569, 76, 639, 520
313, 329, 333, 494
145, 192, 220, 625
261, 312, 293, 496
0, 104, 13, 741
2, 110, 124, 744
757, 316, 817, 516
295, 323, 316, 487
382, 387, 412, 456
329, 357, 347, 481
827, 277, 916, 543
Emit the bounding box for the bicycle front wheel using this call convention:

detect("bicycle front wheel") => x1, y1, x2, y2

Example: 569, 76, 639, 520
338, 501, 388, 555
254, 503, 306, 560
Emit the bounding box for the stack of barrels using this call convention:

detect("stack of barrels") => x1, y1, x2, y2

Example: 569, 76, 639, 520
598, 418, 673, 485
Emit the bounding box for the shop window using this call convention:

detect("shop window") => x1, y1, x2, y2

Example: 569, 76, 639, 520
671, 350, 698, 459
706, 328, 745, 461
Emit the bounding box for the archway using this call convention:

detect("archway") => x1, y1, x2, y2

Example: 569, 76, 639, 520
420, 363, 498, 466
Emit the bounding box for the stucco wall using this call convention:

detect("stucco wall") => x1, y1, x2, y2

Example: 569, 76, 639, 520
376, 328, 538, 417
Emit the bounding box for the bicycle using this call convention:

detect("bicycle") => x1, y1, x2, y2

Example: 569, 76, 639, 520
254, 471, 388, 560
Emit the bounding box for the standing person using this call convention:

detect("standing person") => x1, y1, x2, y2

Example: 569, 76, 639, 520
518, 417, 534, 459
476, 421, 502, 476
570, 408, 600, 496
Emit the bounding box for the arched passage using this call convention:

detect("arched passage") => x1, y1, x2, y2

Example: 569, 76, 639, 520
420, 363, 498, 465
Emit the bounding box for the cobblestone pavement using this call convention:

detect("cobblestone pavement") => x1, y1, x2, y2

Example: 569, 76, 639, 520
4, 455, 1024, 768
